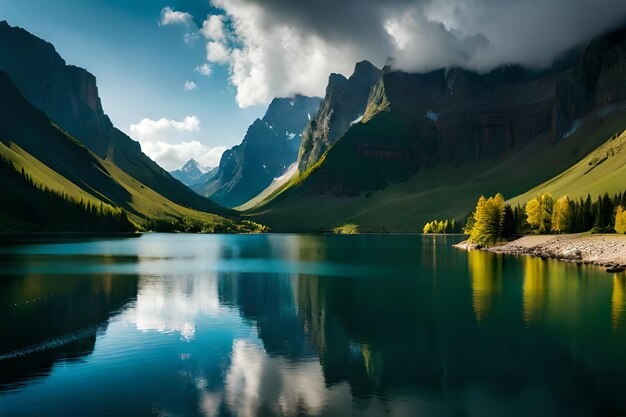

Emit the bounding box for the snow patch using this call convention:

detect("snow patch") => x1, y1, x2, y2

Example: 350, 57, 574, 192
350, 114, 364, 126
561, 118, 583, 140
286, 132, 296, 140
307, 113, 311, 120
425, 111, 439, 122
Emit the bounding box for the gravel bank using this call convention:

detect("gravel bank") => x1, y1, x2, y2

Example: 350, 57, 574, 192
454, 234, 626, 271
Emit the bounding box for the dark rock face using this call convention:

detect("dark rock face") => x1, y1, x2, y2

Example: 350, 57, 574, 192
298, 60, 381, 172
554, 26, 626, 136
199, 96, 321, 207
169, 159, 215, 187
294, 26, 626, 196
0, 21, 225, 214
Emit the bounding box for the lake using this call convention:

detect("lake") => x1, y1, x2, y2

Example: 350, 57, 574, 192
1, 233, 626, 416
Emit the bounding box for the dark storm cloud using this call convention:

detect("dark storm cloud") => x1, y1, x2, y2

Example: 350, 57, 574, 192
206, 0, 626, 106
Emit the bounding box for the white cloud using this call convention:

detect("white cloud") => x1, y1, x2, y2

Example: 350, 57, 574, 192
131, 116, 200, 138
159, 6, 194, 27
184, 80, 198, 91
184, 32, 201, 44
129, 116, 225, 170
202, 15, 226, 41
206, 41, 230, 64
206, 0, 626, 108
195, 63, 213, 77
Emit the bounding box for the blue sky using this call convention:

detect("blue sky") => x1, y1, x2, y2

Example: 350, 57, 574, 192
1, 0, 265, 169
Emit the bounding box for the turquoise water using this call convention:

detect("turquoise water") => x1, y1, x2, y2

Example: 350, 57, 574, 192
1, 233, 626, 416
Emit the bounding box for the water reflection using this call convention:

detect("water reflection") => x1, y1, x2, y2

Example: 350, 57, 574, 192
0, 272, 138, 391
523, 257, 547, 325
613, 275, 626, 331
468, 250, 502, 321
127, 274, 221, 340
1, 234, 626, 416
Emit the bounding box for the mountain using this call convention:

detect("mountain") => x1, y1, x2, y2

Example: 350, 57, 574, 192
169, 159, 216, 187
0, 69, 258, 232
248, 26, 626, 232
0, 21, 225, 215
298, 60, 381, 172
197, 96, 321, 208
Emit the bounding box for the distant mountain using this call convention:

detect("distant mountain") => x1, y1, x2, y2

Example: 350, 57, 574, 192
170, 159, 216, 187
249, 26, 626, 232
0, 21, 225, 215
197, 96, 321, 208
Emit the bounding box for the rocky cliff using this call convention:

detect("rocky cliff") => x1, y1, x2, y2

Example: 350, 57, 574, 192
298, 60, 381, 172
288, 34, 626, 196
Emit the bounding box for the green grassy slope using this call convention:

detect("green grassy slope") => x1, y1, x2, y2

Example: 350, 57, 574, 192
246, 108, 626, 232
0, 71, 259, 232
509, 127, 626, 206
0, 21, 227, 216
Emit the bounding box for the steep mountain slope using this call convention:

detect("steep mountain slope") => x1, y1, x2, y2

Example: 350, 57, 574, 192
298, 61, 381, 172
247, 27, 626, 232
170, 159, 216, 187
198, 96, 321, 207
510, 127, 626, 205
0, 21, 225, 214
0, 70, 254, 232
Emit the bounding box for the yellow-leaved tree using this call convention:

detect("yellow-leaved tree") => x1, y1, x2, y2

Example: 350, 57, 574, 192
551, 195, 571, 233
615, 206, 626, 234
525, 193, 554, 233
469, 193, 505, 246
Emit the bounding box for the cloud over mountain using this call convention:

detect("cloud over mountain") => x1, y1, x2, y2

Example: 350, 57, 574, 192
198, 0, 626, 107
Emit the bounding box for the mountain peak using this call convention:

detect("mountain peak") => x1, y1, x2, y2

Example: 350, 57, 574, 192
181, 158, 207, 174
354, 60, 378, 74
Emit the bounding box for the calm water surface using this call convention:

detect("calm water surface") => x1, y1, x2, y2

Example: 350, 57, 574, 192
1, 234, 626, 416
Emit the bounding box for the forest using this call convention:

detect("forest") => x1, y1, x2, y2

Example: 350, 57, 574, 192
424, 191, 626, 246
0, 157, 135, 232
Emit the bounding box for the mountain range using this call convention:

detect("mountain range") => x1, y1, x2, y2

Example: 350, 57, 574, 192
245, 26, 626, 232
1, 19, 625, 235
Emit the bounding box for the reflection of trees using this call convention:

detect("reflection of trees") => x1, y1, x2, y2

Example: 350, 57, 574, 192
0, 272, 138, 390
523, 257, 546, 325
467, 250, 502, 321
613, 275, 626, 332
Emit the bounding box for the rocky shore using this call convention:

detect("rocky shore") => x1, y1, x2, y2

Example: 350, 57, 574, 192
454, 234, 626, 272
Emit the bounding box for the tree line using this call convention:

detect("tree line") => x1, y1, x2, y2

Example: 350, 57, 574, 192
423, 218, 458, 234
0, 157, 135, 232
460, 191, 626, 245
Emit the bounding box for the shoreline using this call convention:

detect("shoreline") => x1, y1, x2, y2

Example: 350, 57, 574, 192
0, 232, 142, 244
454, 234, 626, 272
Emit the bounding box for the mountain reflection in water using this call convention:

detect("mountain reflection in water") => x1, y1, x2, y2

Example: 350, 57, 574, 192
0, 234, 625, 417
